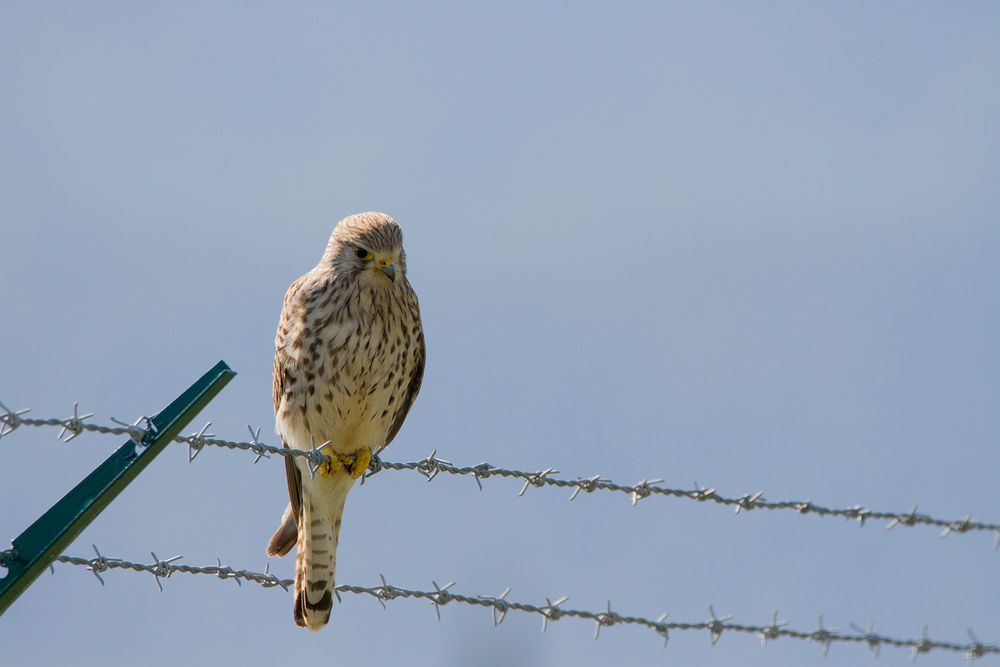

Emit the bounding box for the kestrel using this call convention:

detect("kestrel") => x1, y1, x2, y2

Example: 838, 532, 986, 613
265, 212, 425, 631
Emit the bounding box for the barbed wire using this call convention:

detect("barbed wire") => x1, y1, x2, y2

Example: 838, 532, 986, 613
49, 547, 995, 660
3, 402, 998, 546
4, 403, 998, 659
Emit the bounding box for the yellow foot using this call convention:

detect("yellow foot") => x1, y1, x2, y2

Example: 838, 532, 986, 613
344, 447, 371, 480
317, 453, 346, 478
316, 446, 371, 480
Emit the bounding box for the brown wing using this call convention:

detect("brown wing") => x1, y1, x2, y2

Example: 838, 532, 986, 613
262, 454, 300, 557
272, 275, 309, 412
271, 275, 310, 537
384, 327, 426, 447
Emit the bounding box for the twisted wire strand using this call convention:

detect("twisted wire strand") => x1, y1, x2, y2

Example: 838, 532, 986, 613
50, 550, 995, 660
2, 405, 996, 543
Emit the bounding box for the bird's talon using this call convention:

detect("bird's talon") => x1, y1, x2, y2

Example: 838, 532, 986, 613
348, 447, 371, 480
318, 457, 336, 477
316, 448, 369, 479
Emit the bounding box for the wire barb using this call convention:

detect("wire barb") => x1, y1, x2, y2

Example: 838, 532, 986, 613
851, 620, 882, 657
185, 422, 214, 463
416, 449, 452, 483
247, 425, 269, 464
85, 544, 112, 585
0, 400, 30, 439
539, 595, 569, 632
760, 610, 789, 647
148, 551, 183, 592
707, 604, 735, 645
518, 468, 559, 497
58, 403, 95, 443
655, 612, 670, 647
480, 586, 512, 626
630, 479, 663, 506
733, 491, 766, 514
305, 438, 335, 479
429, 580, 455, 621
569, 475, 603, 501
593, 600, 619, 639
811, 614, 838, 656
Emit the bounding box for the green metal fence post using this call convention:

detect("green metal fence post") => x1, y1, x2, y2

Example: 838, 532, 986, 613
0, 360, 236, 616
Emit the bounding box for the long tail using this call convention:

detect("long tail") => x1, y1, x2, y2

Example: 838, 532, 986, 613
293, 491, 347, 631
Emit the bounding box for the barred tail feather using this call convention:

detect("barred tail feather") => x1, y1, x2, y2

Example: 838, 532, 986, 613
293, 493, 347, 630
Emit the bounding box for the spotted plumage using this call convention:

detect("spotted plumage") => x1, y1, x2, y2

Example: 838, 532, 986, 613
265, 212, 425, 631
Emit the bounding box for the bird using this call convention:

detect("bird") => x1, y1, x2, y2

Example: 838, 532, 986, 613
265, 212, 425, 631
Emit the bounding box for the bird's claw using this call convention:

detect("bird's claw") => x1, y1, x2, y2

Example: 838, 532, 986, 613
317, 447, 371, 480
347, 447, 371, 480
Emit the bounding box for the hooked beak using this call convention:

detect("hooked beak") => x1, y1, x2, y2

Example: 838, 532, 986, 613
378, 263, 396, 282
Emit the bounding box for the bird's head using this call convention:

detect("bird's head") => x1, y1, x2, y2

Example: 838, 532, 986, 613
324, 211, 407, 288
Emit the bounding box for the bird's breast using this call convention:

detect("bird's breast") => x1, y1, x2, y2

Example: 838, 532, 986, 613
281, 298, 417, 456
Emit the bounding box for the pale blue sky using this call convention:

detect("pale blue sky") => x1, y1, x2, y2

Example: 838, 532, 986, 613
2, 2, 999, 665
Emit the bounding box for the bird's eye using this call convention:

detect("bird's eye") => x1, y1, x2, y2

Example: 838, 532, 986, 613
354, 247, 374, 261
